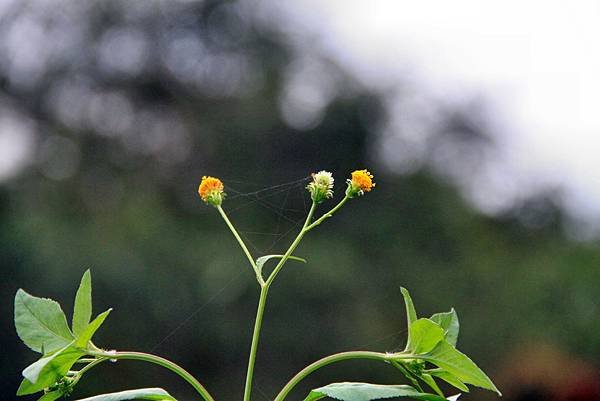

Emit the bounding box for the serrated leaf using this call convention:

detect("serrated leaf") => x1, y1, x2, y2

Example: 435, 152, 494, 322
15, 289, 74, 354
18, 342, 84, 395
406, 319, 445, 354
420, 341, 500, 395
71, 388, 176, 401
255, 255, 307, 275
430, 309, 459, 347
304, 382, 446, 401
76, 308, 112, 348
73, 270, 92, 336
427, 369, 469, 393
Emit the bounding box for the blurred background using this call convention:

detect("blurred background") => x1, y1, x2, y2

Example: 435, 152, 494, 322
1, 1, 599, 401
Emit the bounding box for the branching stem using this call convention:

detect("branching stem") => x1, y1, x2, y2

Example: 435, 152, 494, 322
90, 351, 216, 401
273, 351, 415, 401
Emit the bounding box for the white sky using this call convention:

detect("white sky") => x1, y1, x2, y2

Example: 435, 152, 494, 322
266, 0, 600, 231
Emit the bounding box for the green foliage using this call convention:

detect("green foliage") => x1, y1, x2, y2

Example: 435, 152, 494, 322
71, 388, 176, 401
400, 287, 417, 347
76, 309, 112, 348
72, 270, 92, 337
418, 373, 443, 397
14, 289, 74, 354
306, 288, 498, 401
396, 288, 500, 396
39, 390, 68, 401
18, 342, 83, 395
426, 370, 468, 393
429, 311, 459, 347
420, 341, 499, 394
303, 382, 447, 401
406, 319, 445, 354
14, 183, 501, 401
14, 272, 111, 399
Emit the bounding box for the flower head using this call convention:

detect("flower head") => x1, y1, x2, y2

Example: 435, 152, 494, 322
306, 170, 334, 203
198, 176, 226, 206
346, 169, 375, 198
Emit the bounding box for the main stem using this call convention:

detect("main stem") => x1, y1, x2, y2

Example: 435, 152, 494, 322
243, 202, 316, 401
242, 285, 269, 401
91, 351, 216, 401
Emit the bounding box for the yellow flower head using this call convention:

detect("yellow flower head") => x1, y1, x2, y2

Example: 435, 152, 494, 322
306, 170, 334, 203
198, 176, 226, 206
346, 169, 375, 198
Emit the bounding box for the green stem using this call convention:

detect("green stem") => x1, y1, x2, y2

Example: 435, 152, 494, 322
243, 286, 269, 401
391, 360, 423, 392
90, 351, 216, 401
274, 351, 416, 401
243, 202, 316, 401
69, 357, 109, 387
305, 196, 349, 232
265, 202, 316, 286
243, 197, 351, 401
77, 357, 108, 377
217, 205, 264, 286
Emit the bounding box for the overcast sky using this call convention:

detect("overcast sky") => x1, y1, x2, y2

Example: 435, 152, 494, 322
265, 0, 600, 236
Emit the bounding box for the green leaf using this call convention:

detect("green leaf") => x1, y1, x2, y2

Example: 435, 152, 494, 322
418, 374, 443, 397
73, 270, 92, 336
421, 341, 500, 395
429, 309, 459, 347
255, 255, 307, 275
400, 287, 417, 325
427, 369, 469, 393
406, 319, 444, 354
304, 382, 447, 401
14, 289, 74, 354
71, 388, 176, 401
76, 308, 112, 348
400, 287, 418, 351
18, 342, 84, 395
39, 390, 66, 401
18, 300, 111, 395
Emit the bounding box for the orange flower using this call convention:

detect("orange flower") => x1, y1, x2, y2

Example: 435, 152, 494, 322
198, 176, 225, 206
346, 169, 375, 197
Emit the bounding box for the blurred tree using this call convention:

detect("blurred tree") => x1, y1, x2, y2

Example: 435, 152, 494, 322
0, 1, 598, 401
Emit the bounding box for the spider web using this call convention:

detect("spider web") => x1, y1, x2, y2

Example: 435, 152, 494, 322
222, 175, 312, 255
148, 176, 405, 398
149, 176, 311, 354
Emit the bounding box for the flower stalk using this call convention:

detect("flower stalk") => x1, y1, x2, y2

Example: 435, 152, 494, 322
217, 205, 264, 286
213, 171, 376, 401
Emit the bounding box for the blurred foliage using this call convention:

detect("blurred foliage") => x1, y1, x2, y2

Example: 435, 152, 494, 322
1, 1, 599, 401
